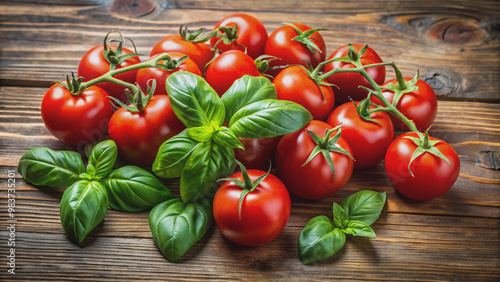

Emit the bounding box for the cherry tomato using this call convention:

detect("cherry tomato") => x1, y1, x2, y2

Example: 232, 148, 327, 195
150, 34, 213, 74
234, 136, 281, 171
136, 52, 202, 95
385, 132, 460, 200
264, 23, 326, 77
371, 77, 438, 131
213, 169, 291, 246
210, 13, 268, 59
275, 120, 354, 200
41, 83, 113, 146
205, 50, 264, 96
326, 101, 394, 168
273, 65, 335, 121
77, 45, 141, 102
108, 95, 185, 165
324, 43, 385, 104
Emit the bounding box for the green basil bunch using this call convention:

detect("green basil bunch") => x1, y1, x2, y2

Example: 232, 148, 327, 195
153, 72, 313, 203
298, 190, 386, 264
18, 140, 174, 244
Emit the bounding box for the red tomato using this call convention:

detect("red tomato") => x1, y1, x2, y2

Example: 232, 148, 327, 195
150, 34, 214, 74
371, 77, 438, 131
385, 132, 460, 200
234, 136, 281, 171
326, 101, 394, 168
213, 169, 291, 246
273, 66, 335, 121
210, 13, 268, 59
136, 52, 201, 95
324, 43, 385, 104
205, 50, 264, 96
108, 95, 185, 165
77, 45, 141, 102
275, 120, 354, 200
264, 23, 326, 77
41, 83, 113, 146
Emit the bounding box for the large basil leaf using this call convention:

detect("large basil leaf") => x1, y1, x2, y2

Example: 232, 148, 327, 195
152, 129, 200, 179
100, 166, 174, 212
60, 180, 109, 244
149, 198, 212, 262
229, 99, 313, 138
340, 220, 376, 238
298, 215, 346, 265
166, 71, 225, 128
180, 140, 235, 203
341, 190, 386, 226
221, 75, 277, 122
87, 140, 117, 179
17, 147, 85, 187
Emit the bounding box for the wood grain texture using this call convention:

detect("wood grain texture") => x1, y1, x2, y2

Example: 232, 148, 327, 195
0, 0, 499, 281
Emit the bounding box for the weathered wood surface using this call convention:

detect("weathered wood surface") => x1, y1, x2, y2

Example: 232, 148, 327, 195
0, 0, 499, 281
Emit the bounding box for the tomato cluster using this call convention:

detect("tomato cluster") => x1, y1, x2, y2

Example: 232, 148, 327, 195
40, 13, 460, 248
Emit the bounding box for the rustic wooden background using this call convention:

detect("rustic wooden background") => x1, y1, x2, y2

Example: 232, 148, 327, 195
0, 0, 499, 281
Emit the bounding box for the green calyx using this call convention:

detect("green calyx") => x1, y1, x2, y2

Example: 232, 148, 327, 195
179, 25, 212, 43
108, 79, 155, 112
254, 54, 280, 76
404, 128, 452, 177
283, 22, 325, 54
54, 72, 85, 95
330, 43, 368, 68
103, 30, 141, 71
218, 160, 272, 219
155, 54, 190, 72
353, 98, 383, 125
211, 24, 246, 51
303, 126, 354, 179
381, 71, 420, 107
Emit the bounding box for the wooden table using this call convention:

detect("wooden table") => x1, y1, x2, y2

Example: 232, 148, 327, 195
1, 0, 499, 280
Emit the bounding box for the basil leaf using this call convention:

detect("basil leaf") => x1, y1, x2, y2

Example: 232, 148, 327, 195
149, 198, 212, 262
60, 180, 109, 244
186, 125, 213, 143
166, 71, 225, 128
333, 202, 348, 229
180, 140, 235, 203
17, 147, 85, 187
100, 166, 174, 212
341, 190, 386, 226
341, 220, 376, 238
87, 140, 117, 179
221, 75, 277, 122
153, 129, 200, 179
213, 126, 244, 149
229, 99, 313, 138
298, 215, 346, 265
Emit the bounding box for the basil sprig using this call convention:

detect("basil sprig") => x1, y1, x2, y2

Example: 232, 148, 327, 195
18, 140, 173, 244
298, 190, 386, 264
153, 72, 312, 203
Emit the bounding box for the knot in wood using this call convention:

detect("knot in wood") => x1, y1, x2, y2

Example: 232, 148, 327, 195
111, 0, 154, 18
429, 18, 485, 44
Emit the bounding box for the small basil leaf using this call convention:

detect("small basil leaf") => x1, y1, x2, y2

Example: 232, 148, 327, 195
341, 220, 376, 238
333, 202, 348, 229
221, 75, 277, 122
166, 71, 225, 128
149, 198, 213, 262
186, 126, 213, 143
87, 140, 117, 178
100, 166, 174, 212
180, 140, 235, 203
341, 190, 386, 226
229, 99, 312, 138
298, 215, 346, 265
213, 126, 244, 149
17, 147, 85, 187
153, 129, 200, 179
60, 180, 109, 244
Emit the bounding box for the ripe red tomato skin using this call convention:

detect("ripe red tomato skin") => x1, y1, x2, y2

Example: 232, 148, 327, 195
213, 170, 291, 246
41, 83, 113, 146
324, 43, 385, 104
210, 13, 268, 59
108, 95, 185, 165
234, 136, 281, 171
265, 23, 326, 77
273, 66, 335, 121
371, 77, 438, 131
326, 102, 394, 168
275, 120, 354, 200
77, 45, 141, 102
136, 52, 202, 95
150, 34, 213, 74
385, 132, 460, 200
205, 50, 263, 96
